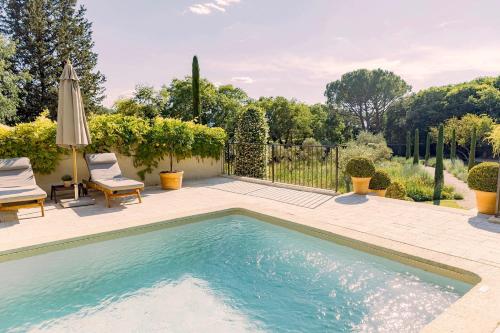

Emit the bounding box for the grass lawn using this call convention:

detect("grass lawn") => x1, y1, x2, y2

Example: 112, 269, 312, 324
424, 200, 465, 209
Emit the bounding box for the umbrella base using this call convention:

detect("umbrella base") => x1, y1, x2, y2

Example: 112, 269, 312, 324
59, 197, 95, 208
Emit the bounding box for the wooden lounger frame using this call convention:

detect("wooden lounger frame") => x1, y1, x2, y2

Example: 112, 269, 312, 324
0, 199, 45, 217
84, 180, 142, 208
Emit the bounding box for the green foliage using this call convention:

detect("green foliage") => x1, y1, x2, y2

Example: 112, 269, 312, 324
0, 36, 26, 124
468, 162, 498, 193
61, 174, 72, 181
424, 131, 431, 165
444, 159, 468, 183
0, 113, 64, 174
434, 124, 444, 200
325, 68, 411, 133
468, 127, 477, 170
369, 170, 391, 190
405, 131, 411, 159
345, 157, 375, 178
309, 103, 346, 145
430, 113, 494, 147
114, 85, 169, 120
450, 128, 456, 160
192, 55, 201, 123
413, 128, 419, 164
487, 125, 500, 156
1, 0, 105, 121
234, 107, 268, 178
386, 181, 406, 200
189, 123, 226, 159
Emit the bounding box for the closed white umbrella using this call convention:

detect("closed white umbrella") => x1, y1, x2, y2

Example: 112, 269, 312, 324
56, 60, 93, 206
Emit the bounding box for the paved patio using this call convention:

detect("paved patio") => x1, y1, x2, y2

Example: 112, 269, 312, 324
1, 177, 500, 333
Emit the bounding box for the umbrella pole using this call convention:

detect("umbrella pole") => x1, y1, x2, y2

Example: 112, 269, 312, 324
73, 146, 79, 200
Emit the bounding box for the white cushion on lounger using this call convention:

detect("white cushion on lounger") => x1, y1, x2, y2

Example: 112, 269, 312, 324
0, 185, 47, 204
93, 177, 144, 192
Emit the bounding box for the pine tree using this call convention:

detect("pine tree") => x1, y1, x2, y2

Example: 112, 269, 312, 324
0, 0, 105, 121
413, 128, 419, 165
468, 127, 477, 170
450, 128, 456, 161
405, 131, 411, 159
424, 131, 431, 165
192, 55, 201, 123
433, 124, 444, 201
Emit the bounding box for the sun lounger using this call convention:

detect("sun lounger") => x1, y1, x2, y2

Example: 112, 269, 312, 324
84, 153, 144, 208
0, 157, 46, 217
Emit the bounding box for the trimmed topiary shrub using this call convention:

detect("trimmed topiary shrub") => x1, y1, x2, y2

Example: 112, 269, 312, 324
433, 124, 444, 200
405, 131, 411, 159
413, 128, 419, 165
468, 162, 499, 193
369, 170, 391, 190
386, 181, 406, 200
345, 157, 375, 178
234, 106, 268, 178
450, 128, 456, 161
468, 127, 477, 171
424, 131, 431, 165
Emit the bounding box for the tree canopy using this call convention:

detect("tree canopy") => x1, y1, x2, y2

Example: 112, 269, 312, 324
0, 36, 26, 124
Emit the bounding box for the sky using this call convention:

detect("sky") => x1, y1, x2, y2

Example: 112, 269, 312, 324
79, 0, 500, 107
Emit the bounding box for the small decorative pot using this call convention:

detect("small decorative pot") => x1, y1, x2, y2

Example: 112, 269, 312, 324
474, 190, 496, 215
351, 177, 371, 195
63, 181, 72, 188
373, 189, 387, 197
159, 171, 184, 190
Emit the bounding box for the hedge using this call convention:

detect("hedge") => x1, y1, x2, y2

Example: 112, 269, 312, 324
0, 114, 226, 179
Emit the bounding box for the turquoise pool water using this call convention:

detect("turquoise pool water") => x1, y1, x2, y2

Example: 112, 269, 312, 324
0, 214, 471, 332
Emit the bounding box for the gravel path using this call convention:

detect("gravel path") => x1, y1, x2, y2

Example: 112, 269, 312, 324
423, 165, 475, 209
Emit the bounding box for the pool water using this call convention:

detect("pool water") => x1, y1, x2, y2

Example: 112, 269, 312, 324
0, 214, 471, 332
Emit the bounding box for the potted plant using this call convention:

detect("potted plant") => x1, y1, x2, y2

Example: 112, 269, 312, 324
345, 157, 375, 194
369, 170, 391, 197
152, 118, 194, 190
61, 174, 72, 188
468, 162, 498, 214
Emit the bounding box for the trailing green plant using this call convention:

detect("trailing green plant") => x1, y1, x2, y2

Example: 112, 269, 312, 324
386, 181, 406, 200
61, 174, 72, 181
189, 123, 226, 159
433, 124, 444, 200
234, 106, 268, 178
369, 170, 391, 190
468, 127, 477, 170
0, 113, 64, 174
405, 131, 411, 159
345, 157, 375, 178
413, 128, 419, 165
468, 162, 499, 193
424, 131, 431, 165
450, 128, 456, 161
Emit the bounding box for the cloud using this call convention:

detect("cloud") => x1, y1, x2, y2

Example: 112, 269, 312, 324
189, 0, 240, 15
231, 76, 254, 84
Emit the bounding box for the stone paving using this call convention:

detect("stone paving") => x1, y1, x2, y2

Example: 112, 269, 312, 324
1, 177, 499, 333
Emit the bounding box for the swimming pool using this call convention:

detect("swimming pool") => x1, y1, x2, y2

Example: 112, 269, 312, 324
0, 213, 471, 332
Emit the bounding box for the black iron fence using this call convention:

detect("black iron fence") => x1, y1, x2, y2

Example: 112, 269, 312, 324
223, 142, 340, 192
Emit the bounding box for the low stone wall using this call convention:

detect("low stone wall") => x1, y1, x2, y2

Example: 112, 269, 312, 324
35, 152, 222, 193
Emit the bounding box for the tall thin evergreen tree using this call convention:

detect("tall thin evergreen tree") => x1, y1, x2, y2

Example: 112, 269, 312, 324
192, 55, 201, 123
468, 127, 477, 170
424, 131, 431, 165
433, 124, 444, 201
405, 131, 411, 159
450, 128, 457, 161
413, 128, 419, 165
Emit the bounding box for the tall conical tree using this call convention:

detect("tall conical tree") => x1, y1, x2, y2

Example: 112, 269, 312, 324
413, 128, 419, 165
192, 55, 201, 123
450, 128, 457, 161
468, 127, 477, 170
433, 124, 444, 201
424, 131, 431, 165
405, 131, 411, 159
0, 0, 105, 121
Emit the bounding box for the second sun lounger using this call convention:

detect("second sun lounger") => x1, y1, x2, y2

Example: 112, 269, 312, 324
84, 153, 144, 208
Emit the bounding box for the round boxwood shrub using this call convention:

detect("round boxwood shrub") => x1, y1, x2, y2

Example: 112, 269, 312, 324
369, 170, 391, 190
386, 181, 406, 200
468, 162, 499, 193
345, 157, 375, 178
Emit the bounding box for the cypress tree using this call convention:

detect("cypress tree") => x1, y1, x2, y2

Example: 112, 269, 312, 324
405, 131, 411, 159
450, 128, 457, 161
413, 128, 419, 165
192, 55, 201, 123
0, 0, 105, 121
424, 131, 431, 165
468, 127, 477, 170
433, 124, 444, 200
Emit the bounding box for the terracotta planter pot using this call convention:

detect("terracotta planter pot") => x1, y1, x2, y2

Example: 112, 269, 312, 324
372, 189, 387, 197
474, 190, 496, 215
351, 177, 371, 195
160, 171, 184, 190
63, 181, 71, 188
